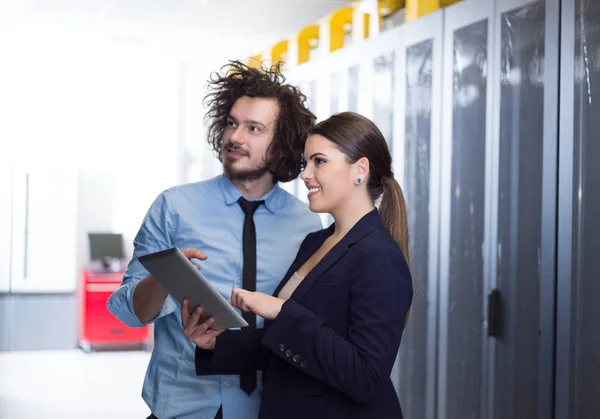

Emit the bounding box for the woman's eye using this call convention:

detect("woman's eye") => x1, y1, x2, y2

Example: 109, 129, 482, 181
250, 126, 260, 133
315, 158, 326, 165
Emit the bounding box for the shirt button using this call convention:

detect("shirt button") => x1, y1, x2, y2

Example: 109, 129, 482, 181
279, 344, 285, 352
285, 349, 292, 358
292, 355, 300, 363
300, 361, 307, 368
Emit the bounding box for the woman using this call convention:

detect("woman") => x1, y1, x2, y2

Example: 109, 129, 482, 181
183, 112, 413, 419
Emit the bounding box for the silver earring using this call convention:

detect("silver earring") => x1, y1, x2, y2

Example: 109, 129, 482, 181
354, 177, 362, 185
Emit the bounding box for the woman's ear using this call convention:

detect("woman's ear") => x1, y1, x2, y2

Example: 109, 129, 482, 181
355, 157, 370, 182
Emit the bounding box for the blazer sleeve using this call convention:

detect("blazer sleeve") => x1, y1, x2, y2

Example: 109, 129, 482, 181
195, 230, 323, 376
260, 244, 413, 403
195, 328, 265, 375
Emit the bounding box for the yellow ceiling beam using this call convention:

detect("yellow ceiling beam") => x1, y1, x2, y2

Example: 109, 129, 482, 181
327, 4, 373, 52
270, 40, 289, 66
295, 4, 374, 64
377, 0, 404, 32
378, 0, 404, 17
405, 0, 439, 21
251, 1, 463, 67
247, 55, 262, 69
328, 6, 354, 52
405, 0, 460, 22
296, 24, 320, 65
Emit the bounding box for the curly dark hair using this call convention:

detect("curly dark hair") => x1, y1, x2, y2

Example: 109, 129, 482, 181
203, 60, 316, 183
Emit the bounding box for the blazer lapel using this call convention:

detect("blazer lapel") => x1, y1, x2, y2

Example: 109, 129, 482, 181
271, 226, 333, 297
289, 209, 382, 302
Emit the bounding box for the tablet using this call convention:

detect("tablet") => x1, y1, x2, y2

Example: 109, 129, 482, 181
138, 248, 248, 330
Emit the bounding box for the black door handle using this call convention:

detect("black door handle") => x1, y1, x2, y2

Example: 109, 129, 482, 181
487, 289, 502, 337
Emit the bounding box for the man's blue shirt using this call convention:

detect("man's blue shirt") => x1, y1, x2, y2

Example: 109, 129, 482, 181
107, 175, 321, 419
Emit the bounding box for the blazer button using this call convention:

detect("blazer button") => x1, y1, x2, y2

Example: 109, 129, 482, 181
279, 344, 285, 352
285, 349, 292, 357
300, 360, 307, 368
292, 355, 300, 363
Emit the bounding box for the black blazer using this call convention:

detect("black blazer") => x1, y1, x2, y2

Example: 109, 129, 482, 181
196, 209, 413, 419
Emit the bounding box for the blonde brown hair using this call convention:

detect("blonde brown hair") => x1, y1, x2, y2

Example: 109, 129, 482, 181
309, 112, 410, 265
379, 176, 411, 265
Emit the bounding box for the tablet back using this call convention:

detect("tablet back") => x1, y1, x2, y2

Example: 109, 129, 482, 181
138, 248, 248, 329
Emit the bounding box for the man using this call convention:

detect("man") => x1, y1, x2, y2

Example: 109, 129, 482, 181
107, 60, 322, 419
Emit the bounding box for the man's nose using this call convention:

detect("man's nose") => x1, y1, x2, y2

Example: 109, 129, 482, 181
229, 125, 245, 144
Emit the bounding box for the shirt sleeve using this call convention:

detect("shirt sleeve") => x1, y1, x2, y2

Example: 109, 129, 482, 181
195, 328, 266, 375
106, 189, 179, 328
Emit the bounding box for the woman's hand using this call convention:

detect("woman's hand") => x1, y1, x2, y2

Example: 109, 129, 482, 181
230, 288, 285, 320
181, 299, 225, 350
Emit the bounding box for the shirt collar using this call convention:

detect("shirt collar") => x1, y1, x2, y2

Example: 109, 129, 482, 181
219, 174, 283, 213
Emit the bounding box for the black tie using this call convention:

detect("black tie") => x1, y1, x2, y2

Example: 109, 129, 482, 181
237, 197, 264, 395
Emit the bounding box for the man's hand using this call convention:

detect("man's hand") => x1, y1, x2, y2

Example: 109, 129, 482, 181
181, 299, 225, 350
133, 248, 208, 323
180, 248, 208, 265
230, 288, 285, 320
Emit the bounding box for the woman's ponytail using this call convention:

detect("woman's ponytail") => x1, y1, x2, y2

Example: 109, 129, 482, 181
379, 176, 411, 266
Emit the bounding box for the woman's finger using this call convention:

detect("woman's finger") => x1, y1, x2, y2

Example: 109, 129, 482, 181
238, 294, 247, 312
232, 288, 250, 310
239, 296, 250, 312
231, 289, 241, 309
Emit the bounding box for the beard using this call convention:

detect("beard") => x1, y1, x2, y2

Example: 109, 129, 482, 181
223, 155, 270, 181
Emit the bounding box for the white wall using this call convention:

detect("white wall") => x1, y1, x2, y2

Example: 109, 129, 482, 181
0, 168, 12, 293
0, 27, 230, 291
181, 61, 224, 183
76, 168, 115, 279
8, 167, 78, 293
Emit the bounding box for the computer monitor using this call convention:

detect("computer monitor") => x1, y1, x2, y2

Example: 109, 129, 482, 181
88, 233, 124, 269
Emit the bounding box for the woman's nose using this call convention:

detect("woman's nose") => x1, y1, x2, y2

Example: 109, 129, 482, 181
300, 166, 312, 181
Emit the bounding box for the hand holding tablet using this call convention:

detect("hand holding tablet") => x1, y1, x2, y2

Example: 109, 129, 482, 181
138, 248, 248, 330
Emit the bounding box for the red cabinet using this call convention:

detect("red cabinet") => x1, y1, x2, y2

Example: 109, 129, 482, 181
79, 270, 150, 352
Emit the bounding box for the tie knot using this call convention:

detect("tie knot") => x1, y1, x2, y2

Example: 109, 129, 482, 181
238, 197, 264, 216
